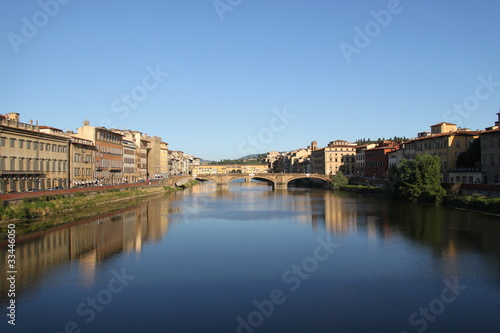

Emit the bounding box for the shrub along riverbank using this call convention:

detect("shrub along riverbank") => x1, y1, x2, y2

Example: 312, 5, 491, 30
339, 184, 500, 215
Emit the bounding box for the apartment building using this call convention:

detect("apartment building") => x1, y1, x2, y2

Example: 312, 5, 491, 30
122, 139, 137, 183
115, 129, 148, 182
354, 143, 376, 176
311, 140, 356, 175
144, 135, 162, 178
160, 141, 169, 177
77, 121, 123, 185
481, 112, 500, 184
0, 113, 70, 192
69, 136, 96, 187
365, 141, 399, 179
402, 123, 479, 182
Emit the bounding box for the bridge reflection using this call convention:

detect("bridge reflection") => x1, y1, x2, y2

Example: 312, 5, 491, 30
2, 183, 500, 305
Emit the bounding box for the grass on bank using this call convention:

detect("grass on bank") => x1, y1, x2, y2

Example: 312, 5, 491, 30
0, 187, 157, 221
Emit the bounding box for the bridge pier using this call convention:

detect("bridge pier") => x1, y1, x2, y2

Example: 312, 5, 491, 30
274, 183, 287, 190
216, 183, 229, 190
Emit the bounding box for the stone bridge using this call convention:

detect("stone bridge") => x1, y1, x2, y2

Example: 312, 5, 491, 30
161, 173, 332, 190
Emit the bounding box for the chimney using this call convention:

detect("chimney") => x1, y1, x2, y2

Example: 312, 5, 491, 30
83, 119, 90, 126
6, 112, 20, 122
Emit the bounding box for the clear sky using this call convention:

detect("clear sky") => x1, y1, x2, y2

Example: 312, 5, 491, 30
2, 0, 500, 161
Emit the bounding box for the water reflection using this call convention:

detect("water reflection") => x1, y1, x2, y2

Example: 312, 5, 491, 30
1, 181, 500, 328
0, 196, 169, 302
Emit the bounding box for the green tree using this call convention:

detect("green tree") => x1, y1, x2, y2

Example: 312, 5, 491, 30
331, 170, 348, 189
391, 154, 446, 204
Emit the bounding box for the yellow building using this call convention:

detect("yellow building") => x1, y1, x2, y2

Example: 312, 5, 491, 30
311, 140, 357, 175
160, 141, 169, 177
69, 136, 96, 187
0, 113, 70, 192
403, 123, 479, 182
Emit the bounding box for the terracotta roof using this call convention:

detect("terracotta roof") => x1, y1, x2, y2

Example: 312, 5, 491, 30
430, 122, 456, 127
406, 131, 480, 143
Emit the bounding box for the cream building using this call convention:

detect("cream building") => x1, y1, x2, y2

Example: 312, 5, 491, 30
69, 136, 96, 187
0, 113, 70, 192
311, 140, 357, 175
160, 141, 169, 177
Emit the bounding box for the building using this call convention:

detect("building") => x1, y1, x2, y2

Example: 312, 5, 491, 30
388, 148, 404, 169
481, 112, 500, 184
77, 121, 123, 185
0, 113, 70, 192
402, 122, 480, 182
160, 141, 169, 178
69, 136, 96, 187
144, 135, 162, 178
122, 139, 137, 183
365, 141, 399, 179
311, 140, 357, 175
354, 143, 376, 176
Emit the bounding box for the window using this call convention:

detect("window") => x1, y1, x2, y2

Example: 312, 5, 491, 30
0, 157, 5, 171
10, 158, 15, 170
27, 141, 31, 149
0, 137, 5, 146
40, 143, 43, 151
46, 143, 50, 150
456, 140, 461, 148
19, 140, 24, 148
10, 138, 15, 147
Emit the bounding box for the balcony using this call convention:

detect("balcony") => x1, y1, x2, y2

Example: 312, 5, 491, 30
0, 170, 45, 176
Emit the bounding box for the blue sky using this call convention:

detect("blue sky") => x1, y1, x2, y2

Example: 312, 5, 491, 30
2, 0, 500, 160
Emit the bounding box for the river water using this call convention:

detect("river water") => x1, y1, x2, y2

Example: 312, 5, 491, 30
1, 181, 500, 332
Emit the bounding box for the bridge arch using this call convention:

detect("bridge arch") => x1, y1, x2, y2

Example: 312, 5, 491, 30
285, 174, 331, 186
163, 173, 332, 190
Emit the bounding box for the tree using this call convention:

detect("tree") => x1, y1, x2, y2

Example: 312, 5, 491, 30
331, 170, 348, 189
389, 154, 446, 204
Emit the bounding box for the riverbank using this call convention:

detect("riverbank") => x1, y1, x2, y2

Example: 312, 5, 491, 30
339, 184, 500, 215
0, 180, 200, 238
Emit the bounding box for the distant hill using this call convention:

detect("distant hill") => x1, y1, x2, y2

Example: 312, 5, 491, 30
208, 153, 266, 165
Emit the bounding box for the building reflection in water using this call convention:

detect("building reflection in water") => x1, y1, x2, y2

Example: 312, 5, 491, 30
0, 196, 169, 303
2, 182, 500, 305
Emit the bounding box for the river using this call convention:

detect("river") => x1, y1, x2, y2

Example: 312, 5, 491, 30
1, 180, 500, 332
